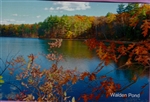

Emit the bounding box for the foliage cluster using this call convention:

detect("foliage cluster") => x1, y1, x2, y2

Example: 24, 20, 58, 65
0, 3, 149, 40
0, 24, 39, 38
0, 39, 122, 101
83, 3, 150, 101
0, 39, 78, 101
85, 3, 150, 67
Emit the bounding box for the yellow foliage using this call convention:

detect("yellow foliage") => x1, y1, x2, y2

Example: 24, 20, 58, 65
106, 13, 116, 23
66, 31, 73, 39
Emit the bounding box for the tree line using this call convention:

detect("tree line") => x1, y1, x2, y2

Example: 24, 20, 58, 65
0, 3, 150, 41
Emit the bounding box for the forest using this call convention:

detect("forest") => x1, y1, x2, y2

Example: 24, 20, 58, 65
0, 3, 150, 41
0, 3, 150, 102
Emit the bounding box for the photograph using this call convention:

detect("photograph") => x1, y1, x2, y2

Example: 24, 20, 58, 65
0, 0, 149, 101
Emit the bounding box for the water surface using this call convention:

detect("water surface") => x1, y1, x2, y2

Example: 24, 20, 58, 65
0, 37, 149, 101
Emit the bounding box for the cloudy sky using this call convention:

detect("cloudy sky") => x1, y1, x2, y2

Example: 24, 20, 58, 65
0, 0, 123, 24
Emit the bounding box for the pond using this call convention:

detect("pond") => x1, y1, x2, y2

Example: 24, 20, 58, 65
0, 37, 149, 102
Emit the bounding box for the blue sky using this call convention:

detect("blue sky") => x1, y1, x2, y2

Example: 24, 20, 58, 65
1, 0, 122, 24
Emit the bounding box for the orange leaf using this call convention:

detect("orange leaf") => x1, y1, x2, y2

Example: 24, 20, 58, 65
92, 87, 99, 93
117, 45, 126, 55
72, 75, 78, 84
125, 58, 132, 65
95, 94, 101, 101
100, 75, 107, 79
104, 58, 111, 65
80, 72, 89, 80
88, 94, 94, 100
140, 90, 144, 95
81, 94, 88, 102
127, 43, 135, 50
141, 20, 150, 37
105, 87, 115, 98
89, 73, 96, 81
37, 97, 43, 101
132, 75, 137, 82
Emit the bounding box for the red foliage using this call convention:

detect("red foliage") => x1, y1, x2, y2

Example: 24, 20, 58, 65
81, 94, 89, 102
141, 20, 150, 37
85, 38, 99, 50
80, 72, 90, 80
89, 73, 96, 81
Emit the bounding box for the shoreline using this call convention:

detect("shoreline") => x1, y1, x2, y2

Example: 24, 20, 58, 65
0, 36, 88, 40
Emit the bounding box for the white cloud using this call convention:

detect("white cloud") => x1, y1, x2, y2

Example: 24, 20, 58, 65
44, 7, 55, 11
1, 19, 25, 24
3, 19, 15, 22
44, 2, 90, 12
50, 7, 55, 11
44, 7, 48, 10
54, 2, 90, 11
1, 20, 9, 24
12, 14, 29, 17
22, 15, 29, 17
36, 15, 41, 18
12, 14, 18, 16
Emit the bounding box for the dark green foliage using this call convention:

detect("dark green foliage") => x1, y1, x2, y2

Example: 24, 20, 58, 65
117, 3, 125, 14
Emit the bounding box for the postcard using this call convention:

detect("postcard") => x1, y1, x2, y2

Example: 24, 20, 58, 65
0, 0, 149, 102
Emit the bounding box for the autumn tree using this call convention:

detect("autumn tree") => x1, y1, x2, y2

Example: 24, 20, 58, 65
82, 3, 150, 102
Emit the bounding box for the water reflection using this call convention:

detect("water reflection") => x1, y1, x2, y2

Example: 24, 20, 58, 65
45, 39, 97, 59
43, 39, 100, 72
116, 56, 149, 82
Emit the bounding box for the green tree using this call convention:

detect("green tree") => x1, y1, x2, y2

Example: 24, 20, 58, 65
117, 3, 125, 14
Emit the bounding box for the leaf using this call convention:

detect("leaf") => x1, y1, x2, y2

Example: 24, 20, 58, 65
88, 94, 94, 100
105, 87, 114, 98
16, 75, 22, 80
104, 58, 111, 65
71, 97, 75, 102
140, 90, 144, 95
89, 73, 96, 81
95, 94, 101, 101
141, 20, 150, 37
81, 94, 88, 102
85, 38, 99, 50
28, 54, 35, 61
100, 75, 107, 79
132, 75, 137, 82
9, 71, 14, 75
129, 16, 139, 27
117, 45, 126, 55
0, 76, 3, 79
80, 72, 89, 80
141, 83, 148, 89
37, 97, 43, 101
127, 43, 135, 50
21, 82, 28, 88
0, 80, 4, 84
64, 91, 67, 97
23, 94, 35, 101
125, 58, 132, 65
96, 46, 104, 59
72, 75, 78, 84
